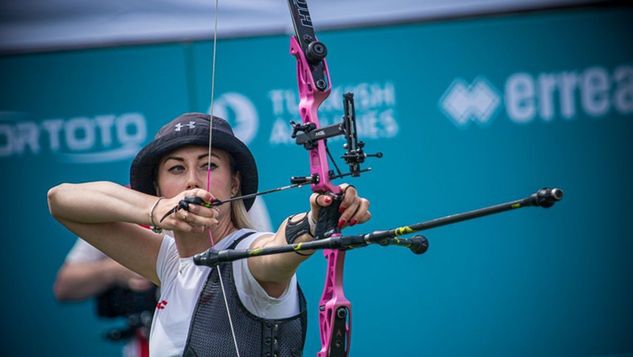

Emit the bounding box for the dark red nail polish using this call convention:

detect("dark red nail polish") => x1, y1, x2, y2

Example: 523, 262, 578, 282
349, 219, 357, 226
337, 219, 346, 229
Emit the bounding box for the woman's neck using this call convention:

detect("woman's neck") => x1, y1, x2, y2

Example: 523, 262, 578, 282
174, 219, 239, 258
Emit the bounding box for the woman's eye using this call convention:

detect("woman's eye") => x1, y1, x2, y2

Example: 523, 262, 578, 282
168, 165, 185, 174
203, 162, 218, 171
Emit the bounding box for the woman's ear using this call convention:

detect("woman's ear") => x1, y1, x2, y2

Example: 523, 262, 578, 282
231, 172, 241, 197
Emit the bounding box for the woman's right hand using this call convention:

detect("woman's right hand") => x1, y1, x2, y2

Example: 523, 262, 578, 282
152, 189, 220, 233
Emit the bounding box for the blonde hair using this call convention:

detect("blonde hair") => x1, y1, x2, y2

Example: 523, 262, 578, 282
230, 192, 255, 229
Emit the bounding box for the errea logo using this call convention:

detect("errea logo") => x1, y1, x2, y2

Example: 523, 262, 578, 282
440, 64, 633, 128
439, 77, 500, 127
156, 300, 168, 310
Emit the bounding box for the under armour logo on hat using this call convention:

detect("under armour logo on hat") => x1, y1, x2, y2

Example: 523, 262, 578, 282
174, 121, 196, 131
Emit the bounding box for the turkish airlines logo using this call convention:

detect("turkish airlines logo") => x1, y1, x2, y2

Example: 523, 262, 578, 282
156, 300, 168, 310
210, 93, 258, 145
440, 78, 500, 127
268, 81, 399, 144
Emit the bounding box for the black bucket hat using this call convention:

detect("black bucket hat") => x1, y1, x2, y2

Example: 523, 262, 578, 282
130, 112, 258, 210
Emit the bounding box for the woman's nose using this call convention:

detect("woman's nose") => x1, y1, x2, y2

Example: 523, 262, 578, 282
185, 169, 203, 190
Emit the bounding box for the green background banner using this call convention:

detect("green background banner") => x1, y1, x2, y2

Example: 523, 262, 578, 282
1, 6, 631, 356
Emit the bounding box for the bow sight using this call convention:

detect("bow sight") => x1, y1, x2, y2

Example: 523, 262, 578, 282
290, 92, 383, 186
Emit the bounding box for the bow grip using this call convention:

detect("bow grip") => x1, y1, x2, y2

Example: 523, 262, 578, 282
315, 194, 343, 239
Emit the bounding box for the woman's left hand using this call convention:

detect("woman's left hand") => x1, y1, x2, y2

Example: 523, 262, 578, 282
248, 184, 371, 292
309, 183, 371, 232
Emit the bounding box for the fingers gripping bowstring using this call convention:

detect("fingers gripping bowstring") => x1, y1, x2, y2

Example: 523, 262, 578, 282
207, 1, 241, 356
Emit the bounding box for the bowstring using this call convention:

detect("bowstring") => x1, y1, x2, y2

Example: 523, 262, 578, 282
207, 0, 241, 355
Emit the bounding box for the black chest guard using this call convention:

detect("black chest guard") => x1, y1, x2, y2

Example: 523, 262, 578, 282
183, 231, 307, 357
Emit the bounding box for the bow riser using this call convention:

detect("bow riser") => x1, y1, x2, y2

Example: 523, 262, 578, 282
289, 36, 339, 195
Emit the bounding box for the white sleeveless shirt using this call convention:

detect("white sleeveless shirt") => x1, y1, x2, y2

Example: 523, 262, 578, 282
149, 229, 300, 357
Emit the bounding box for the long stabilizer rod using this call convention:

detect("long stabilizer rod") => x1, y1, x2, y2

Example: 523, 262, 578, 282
194, 187, 563, 267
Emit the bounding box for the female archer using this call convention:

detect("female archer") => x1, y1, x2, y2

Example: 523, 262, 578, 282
48, 112, 371, 356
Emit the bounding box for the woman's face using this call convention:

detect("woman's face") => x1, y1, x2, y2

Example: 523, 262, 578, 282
156, 145, 239, 214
